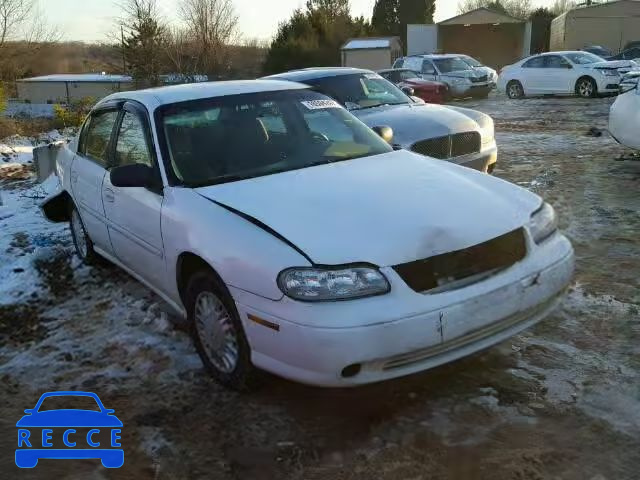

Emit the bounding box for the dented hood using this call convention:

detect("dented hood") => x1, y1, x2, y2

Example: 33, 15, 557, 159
195, 151, 540, 266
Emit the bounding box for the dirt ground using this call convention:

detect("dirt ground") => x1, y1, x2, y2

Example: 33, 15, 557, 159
1, 95, 639, 480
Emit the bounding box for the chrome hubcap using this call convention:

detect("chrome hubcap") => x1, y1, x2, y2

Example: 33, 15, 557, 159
194, 292, 239, 374
579, 81, 593, 97
71, 209, 88, 259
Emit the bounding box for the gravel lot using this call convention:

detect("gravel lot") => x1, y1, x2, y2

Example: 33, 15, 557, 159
1, 95, 639, 480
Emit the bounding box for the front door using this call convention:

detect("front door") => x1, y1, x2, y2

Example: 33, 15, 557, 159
101, 104, 167, 291
520, 56, 546, 94
70, 109, 120, 254
541, 55, 575, 93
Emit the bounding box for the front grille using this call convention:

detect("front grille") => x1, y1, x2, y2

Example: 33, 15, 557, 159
393, 228, 527, 293
470, 75, 488, 83
411, 131, 481, 159
381, 294, 559, 371
451, 132, 480, 157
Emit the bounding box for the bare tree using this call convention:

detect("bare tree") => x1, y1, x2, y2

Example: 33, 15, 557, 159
180, 0, 238, 77
0, 0, 57, 46
551, 0, 576, 15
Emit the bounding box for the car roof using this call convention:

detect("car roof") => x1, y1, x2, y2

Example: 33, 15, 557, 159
264, 67, 373, 83
378, 68, 413, 73
404, 54, 462, 59
97, 79, 309, 111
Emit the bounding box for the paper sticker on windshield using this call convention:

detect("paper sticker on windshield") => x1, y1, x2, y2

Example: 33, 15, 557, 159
301, 100, 342, 110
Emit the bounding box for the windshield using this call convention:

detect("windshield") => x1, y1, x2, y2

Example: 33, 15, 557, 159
433, 57, 471, 73
565, 52, 604, 64
38, 396, 101, 412
305, 73, 411, 110
461, 55, 482, 67
157, 90, 393, 187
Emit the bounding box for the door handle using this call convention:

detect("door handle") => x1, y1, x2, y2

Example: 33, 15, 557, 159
104, 188, 115, 203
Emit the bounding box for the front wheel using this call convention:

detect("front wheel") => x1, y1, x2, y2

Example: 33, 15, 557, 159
576, 77, 597, 98
506, 80, 524, 99
70, 205, 98, 264
187, 271, 258, 390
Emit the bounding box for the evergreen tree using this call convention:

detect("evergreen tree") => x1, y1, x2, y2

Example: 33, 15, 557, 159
372, 0, 400, 36
398, 0, 436, 53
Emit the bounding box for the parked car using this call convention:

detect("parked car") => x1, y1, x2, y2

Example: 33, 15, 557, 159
393, 54, 493, 99
40, 80, 574, 389
458, 54, 499, 88
609, 47, 640, 62
498, 51, 639, 99
377, 68, 449, 103
609, 76, 640, 150
581, 45, 613, 59
265, 68, 497, 172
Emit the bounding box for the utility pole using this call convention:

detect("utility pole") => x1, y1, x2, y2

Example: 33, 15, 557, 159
121, 26, 126, 75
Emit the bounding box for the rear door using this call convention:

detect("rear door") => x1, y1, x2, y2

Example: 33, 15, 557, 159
519, 56, 546, 94
101, 102, 167, 290
542, 55, 575, 93
70, 108, 120, 254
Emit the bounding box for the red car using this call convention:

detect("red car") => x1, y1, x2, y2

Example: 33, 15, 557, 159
378, 68, 449, 103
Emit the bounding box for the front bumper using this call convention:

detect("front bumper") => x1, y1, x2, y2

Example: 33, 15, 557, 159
452, 140, 497, 173
449, 82, 493, 98
232, 233, 574, 387
597, 76, 621, 93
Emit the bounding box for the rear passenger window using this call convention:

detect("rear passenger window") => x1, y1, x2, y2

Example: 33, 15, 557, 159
83, 110, 119, 166
522, 57, 545, 68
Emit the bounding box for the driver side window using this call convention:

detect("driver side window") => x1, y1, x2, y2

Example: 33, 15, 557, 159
114, 111, 153, 168
422, 60, 436, 75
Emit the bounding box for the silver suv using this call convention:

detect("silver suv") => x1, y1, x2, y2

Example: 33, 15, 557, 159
393, 54, 493, 99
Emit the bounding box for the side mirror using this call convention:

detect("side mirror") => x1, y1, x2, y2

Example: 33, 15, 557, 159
565, 64, 573, 69
401, 86, 415, 96
372, 125, 394, 144
411, 96, 426, 104
104, 409, 115, 414
110, 164, 154, 188
24, 409, 34, 414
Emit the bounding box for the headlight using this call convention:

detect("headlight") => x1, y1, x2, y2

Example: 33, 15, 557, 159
480, 117, 495, 145
529, 202, 558, 244
601, 69, 619, 77
278, 266, 390, 301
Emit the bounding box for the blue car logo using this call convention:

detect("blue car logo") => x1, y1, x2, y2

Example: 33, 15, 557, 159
15, 391, 123, 468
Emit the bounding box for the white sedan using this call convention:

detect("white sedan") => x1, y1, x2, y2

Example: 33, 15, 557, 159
609, 76, 640, 149
40, 80, 574, 388
498, 51, 637, 99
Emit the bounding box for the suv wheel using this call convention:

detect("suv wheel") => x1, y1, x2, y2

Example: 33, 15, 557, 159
187, 271, 258, 390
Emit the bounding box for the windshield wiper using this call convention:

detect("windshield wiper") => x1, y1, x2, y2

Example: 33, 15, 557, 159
186, 173, 253, 188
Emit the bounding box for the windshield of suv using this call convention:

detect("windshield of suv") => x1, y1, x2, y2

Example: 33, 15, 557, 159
157, 89, 393, 187
565, 52, 604, 64
433, 57, 471, 73
461, 55, 482, 67
304, 73, 411, 110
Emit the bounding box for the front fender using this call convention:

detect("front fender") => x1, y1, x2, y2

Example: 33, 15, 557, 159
40, 190, 72, 223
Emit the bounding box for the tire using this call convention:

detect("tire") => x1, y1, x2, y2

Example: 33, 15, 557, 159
506, 80, 524, 99
576, 77, 597, 98
186, 270, 258, 390
69, 205, 98, 264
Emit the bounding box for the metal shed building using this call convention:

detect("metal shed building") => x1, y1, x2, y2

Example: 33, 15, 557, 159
550, 0, 640, 53
16, 74, 133, 104
341, 37, 403, 70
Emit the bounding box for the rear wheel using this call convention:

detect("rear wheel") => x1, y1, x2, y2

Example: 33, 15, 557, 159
576, 77, 597, 98
70, 205, 98, 264
186, 270, 258, 390
506, 80, 524, 99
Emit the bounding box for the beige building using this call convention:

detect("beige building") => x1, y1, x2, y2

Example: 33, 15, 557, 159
551, 0, 640, 53
16, 74, 133, 104
341, 37, 403, 70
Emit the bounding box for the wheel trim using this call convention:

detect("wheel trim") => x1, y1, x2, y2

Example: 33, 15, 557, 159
579, 80, 593, 97
71, 209, 88, 259
194, 292, 239, 374
508, 83, 522, 98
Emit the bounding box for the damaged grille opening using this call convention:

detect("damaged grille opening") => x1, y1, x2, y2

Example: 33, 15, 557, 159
393, 228, 527, 293
411, 131, 481, 159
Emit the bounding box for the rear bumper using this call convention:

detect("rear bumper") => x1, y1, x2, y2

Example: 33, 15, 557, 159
232, 233, 574, 387
15, 449, 124, 468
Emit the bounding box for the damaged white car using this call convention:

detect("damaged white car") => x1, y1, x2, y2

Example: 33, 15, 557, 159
40, 80, 574, 389
609, 75, 640, 150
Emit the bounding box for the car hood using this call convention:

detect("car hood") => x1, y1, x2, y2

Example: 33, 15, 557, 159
195, 151, 540, 267
589, 60, 639, 71
16, 410, 123, 427
351, 103, 480, 146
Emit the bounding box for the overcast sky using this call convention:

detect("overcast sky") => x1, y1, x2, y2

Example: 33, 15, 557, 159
49, 0, 557, 43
